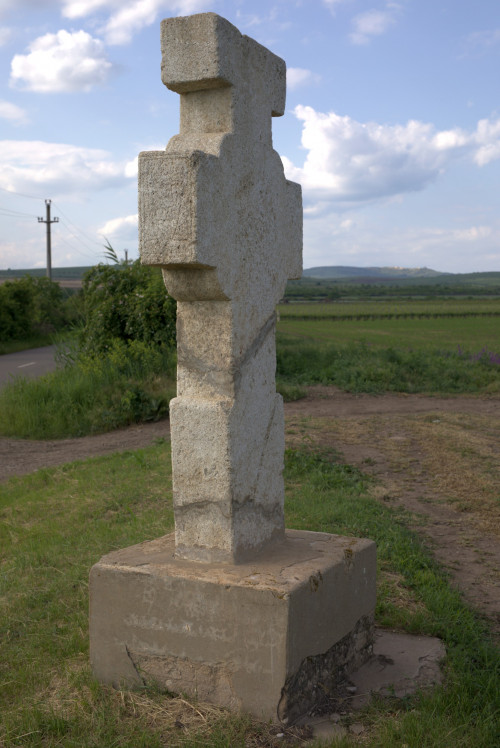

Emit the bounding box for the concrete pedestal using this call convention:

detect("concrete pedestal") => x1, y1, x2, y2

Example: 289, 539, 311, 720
90, 529, 376, 723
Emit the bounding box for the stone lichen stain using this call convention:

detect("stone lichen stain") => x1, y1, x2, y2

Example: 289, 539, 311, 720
309, 571, 323, 592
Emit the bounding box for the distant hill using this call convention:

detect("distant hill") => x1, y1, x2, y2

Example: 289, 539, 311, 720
0, 266, 92, 280
284, 267, 500, 300
303, 266, 446, 280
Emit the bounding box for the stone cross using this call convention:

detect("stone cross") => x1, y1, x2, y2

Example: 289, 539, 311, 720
139, 12, 302, 563
91, 16, 375, 721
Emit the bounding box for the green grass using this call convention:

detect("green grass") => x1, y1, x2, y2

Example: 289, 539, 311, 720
0, 335, 55, 355
276, 336, 500, 394
0, 341, 176, 439
278, 311, 500, 351
1, 300, 498, 441
285, 450, 500, 747
276, 300, 500, 395
1, 445, 498, 746
278, 298, 500, 319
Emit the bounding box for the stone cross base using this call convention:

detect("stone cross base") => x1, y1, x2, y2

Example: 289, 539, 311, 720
89, 530, 376, 723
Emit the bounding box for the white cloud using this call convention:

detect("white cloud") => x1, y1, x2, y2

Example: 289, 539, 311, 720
350, 8, 397, 45
10, 29, 114, 92
474, 117, 500, 165
464, 28, 500, 54
0, 26, 12, 45
125, 157, 138, 178
62, 0, 111, 17
235, 10, 266, 28
62, 0, 211, 45
453, 226, 492, 241
101, 1, 163, 45
348, 3, 403, 46
0, 99, 28, 124
302, 218, 500, 273
287, 67, 320, 91
283, 106, 500, 208
0, 240, 38, 270
284, 106, 463, 203
0, 140, 134, 196
404, 225, 493, 248
322, 0, 351, 14
99, 213, 138, 237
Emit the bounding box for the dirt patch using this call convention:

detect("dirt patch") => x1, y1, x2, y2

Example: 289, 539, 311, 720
0, 420, 170, 482
1, 386, 499, 637
285, 387, 500, 638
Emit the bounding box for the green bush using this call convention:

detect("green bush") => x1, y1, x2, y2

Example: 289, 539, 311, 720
80, 261, 176, 355
0, 276, 75, 342
0, 277, 33, 340
0, 258, 179, 438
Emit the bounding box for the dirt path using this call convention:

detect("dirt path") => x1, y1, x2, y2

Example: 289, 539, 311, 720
286, 387, 500, 638
1, 387, 499, 636
0, 420, 171, 482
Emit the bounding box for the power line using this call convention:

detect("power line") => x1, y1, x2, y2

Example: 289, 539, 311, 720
56, 233, 99, 262
0, 205, 37, 219
1, 188, 110, 265
0, 185, 44, 201
52, 201, 103, 248
37, 199, 58, 280
0, 189, 108, 252
57, 217, 100, 255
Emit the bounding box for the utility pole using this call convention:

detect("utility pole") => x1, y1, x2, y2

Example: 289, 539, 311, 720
38, 199, 59, 280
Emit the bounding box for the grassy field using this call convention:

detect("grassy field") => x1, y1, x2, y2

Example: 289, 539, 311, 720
275, 299, 500, 397
278, 314, 500, 350
278, 298, 500, 319
277, 299, 500, 351
0, 299, 498, 439
1, 444, 499, 747
0, 267, 90, 281
283, 272, 500, 301
0, 341, 176, 439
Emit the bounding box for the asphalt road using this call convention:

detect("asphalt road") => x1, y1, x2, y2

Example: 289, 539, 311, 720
0, 345, 58, 387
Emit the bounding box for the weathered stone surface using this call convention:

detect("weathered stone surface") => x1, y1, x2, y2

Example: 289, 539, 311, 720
278, 615, 373, 723
139, 12, 302, 563
89, 530, 376, 722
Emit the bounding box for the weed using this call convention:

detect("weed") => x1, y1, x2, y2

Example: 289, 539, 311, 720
0, 340, 176, 439
276, 337, 500, 394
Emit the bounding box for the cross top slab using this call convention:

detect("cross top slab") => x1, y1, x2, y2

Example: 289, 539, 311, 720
161, 12, 285, 146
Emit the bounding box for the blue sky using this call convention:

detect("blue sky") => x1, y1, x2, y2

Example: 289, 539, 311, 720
0, 0, 499, 273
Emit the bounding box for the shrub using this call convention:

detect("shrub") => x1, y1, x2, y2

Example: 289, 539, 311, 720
0, 278, 34, 340
0, 258, 179, 438
0, 276, 75, 342
80, 261, 176, 355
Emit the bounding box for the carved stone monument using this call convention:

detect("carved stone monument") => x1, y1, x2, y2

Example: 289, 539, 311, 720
139, 11, 302, 564
90, 13, 376, 723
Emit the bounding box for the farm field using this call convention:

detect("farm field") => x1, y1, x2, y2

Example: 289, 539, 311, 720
277, 298, 500, 352
278, 313, 500, 351
278, 298, 500, 319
